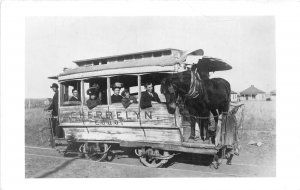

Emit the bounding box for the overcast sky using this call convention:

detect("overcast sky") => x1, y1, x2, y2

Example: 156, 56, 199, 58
25, 16, 275, 98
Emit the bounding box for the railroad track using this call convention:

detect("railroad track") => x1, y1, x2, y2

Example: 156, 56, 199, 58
25, 146, 276, 177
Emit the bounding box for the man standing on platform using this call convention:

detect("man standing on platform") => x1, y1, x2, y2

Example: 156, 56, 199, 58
45, 83, 63, 138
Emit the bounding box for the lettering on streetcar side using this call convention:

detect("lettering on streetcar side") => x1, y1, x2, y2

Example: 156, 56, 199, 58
60, 110, 153, 125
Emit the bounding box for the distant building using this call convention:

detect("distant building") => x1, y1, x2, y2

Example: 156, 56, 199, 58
240, 85, 266, 100
231, 90, 238, 102
270, 90, 276, 100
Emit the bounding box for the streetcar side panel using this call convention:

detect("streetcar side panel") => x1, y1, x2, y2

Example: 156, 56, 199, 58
59, 103, 183, 143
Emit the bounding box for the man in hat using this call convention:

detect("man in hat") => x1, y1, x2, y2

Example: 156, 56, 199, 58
111, 82, 123, 103
45, 83, 63, 138
87, 87, 101, 109
140, 82, 161, 109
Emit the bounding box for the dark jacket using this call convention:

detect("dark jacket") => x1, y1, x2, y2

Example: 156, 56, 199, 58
140, 91, 161, 109
47, 91, 58, 116
87, 98, 101, 110
121, 96, 138, 109
111, 94, 123, 103
69, 96, 80, 101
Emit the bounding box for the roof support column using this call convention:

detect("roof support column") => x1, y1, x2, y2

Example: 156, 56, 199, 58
107, 77, 111, 105
138, 75, 141, 107
80, 80, 84, 106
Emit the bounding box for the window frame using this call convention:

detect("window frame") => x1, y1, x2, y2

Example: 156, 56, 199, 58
59, 80, 82, 107
59, 72, 169, 108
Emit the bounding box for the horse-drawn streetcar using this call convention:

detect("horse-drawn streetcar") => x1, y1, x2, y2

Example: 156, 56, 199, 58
47, 48, 244, 168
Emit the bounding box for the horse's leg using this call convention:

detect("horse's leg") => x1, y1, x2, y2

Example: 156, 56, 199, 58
211, 109, 219, 129
199, 115, 210, 142
204, 118, 210, 142
199, 117, 205, 141
189, 116, 196, 140
210, 109, 219, 144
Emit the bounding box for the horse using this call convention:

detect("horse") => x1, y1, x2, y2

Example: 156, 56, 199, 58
161, 69, 231, 142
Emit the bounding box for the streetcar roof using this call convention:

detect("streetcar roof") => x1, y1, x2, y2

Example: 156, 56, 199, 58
57, 48, 204, 81
73, 48, 183, 67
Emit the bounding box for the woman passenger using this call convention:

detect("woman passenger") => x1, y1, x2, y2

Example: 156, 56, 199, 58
111, 82, 123, 103
86, 87, 101, 109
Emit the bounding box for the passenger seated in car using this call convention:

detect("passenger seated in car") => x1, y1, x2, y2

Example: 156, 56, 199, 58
86, 87, 101, 109
121, 89, 138, 109
140, 82, 161, 109
111, 82, 123, 103
69, 89, 80, 101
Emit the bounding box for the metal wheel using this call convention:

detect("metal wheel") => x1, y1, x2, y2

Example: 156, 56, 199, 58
83, 142, 109, 162
136, 148, 170, 168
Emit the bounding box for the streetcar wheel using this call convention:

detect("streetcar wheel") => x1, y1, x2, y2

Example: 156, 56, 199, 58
138, 148, 169, 168
83, 143, 109, 162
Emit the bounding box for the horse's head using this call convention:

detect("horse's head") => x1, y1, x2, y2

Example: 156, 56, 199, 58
161, 78, 177, 114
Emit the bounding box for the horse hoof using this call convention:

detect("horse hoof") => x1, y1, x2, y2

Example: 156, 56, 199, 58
226, 161, 232, 165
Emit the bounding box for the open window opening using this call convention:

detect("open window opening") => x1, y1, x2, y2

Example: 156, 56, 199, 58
60, 80, 81, 106
109, 75, 138, 104
141, 73, 171, 103
83, 77, 107, 105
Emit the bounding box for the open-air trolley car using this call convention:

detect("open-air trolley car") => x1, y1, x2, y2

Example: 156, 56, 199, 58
47, 48, 244, 168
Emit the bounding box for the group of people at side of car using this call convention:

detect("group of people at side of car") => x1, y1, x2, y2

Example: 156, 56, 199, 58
86, 82, 161, 110
45, 82, 161, 138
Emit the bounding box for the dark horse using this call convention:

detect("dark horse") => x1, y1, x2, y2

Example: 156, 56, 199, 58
161, 68, 231, 142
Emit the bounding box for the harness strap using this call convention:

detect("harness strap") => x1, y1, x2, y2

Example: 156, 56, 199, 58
187, 69, 203, 98
188, 112, 228, 120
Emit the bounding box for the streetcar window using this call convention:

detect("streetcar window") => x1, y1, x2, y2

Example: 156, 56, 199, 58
60, 81, 81, 106
141, 73, 169, 103
83, 78, 107, 105
109, 75, 139, 104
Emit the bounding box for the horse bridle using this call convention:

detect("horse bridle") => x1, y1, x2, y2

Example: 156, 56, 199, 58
165, 83, 187, 107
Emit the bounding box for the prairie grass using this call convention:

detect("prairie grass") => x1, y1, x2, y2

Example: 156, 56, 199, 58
25, 108, 53, 147
25, 98, 49, 109
238, 100, 276, 165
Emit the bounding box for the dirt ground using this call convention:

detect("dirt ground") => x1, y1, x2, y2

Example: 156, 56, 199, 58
25, 146, 275, 177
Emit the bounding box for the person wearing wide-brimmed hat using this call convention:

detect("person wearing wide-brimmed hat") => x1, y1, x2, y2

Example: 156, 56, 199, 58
45, 83, 63, 138
86, 87, 101, 109
111, 82, 123, 103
